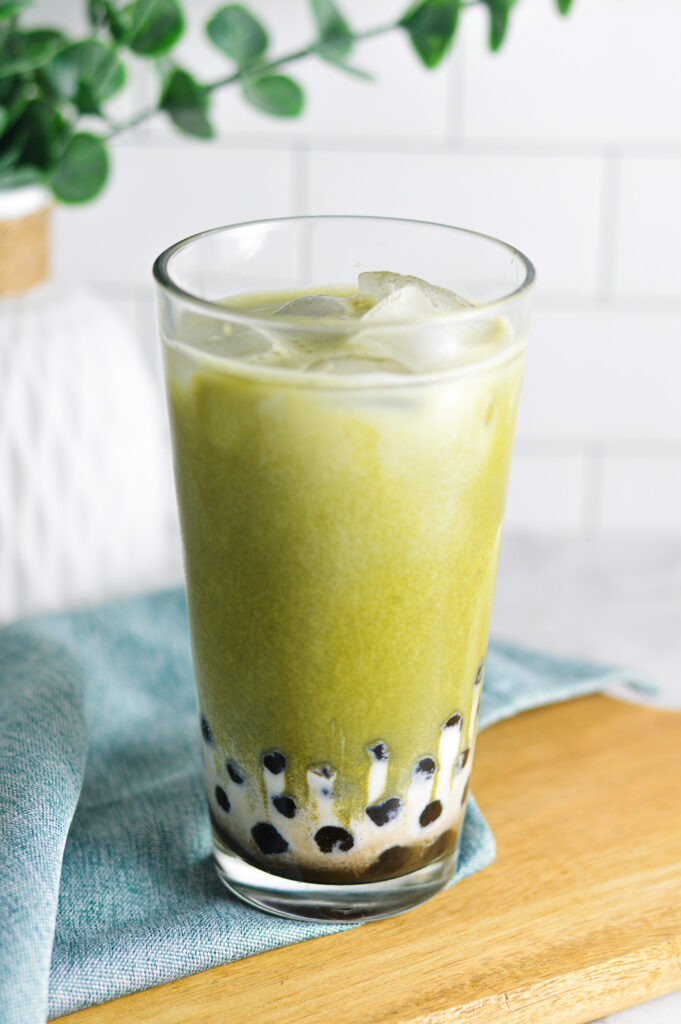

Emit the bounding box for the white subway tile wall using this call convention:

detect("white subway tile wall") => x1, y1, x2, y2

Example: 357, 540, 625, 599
460, 0, 681, 146
36, 0, 681, 537
54, 146, 297, 285
601, 456, 681, 534
504, 452, 586, 534
614, 158, 681, 298
307, 150, 605, 296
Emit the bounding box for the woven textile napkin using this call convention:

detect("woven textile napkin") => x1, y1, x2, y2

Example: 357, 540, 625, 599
0, 588, 649, 1022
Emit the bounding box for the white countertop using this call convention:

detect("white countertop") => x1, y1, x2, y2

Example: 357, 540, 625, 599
492, 534, 681, 1023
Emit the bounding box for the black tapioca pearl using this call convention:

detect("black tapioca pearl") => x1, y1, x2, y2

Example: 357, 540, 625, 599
461, 780, 470, 805
314, 826, 354, 853
215, 785, 230, 813
200, 714, 213, 746
419, 800, 443, 827
375, 845, 411, 874
227, 762, 244, 784
415, 756, 436, 778
263, 751, 286, 775
428, 829, 457, 861
368, 742, 388, 761
457, 748, 470, 771
311, 764, 333, 779
252, 822, 288, 855
475, 661, 484, 686
321, 787, 331, 798
272, 794, 297, 819
366, 797, 402, 827
444, 712, 462, 730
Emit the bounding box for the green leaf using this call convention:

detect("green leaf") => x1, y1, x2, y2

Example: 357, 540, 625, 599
0, 165, 45, 190
556, 0, 573, 13
242, 74, 304, 118
0, 119, 25, 169
0, 103, 7, 135
206, 5, 268, 65
399, 0, 460, 69
0, 79, 27, 131
127, 0, 184, 56
0, 29, 64, 78
482, 0, 512, 51
320, 58, 372, 80
160, 67, 213, 138
0, 143, 23, 174
87, 0, 126, 35
0, 72, 14, 102
8, 98, 70, 169
48, 41, 126, 114
310, 0, 352, 60
50, 131, 109, 203
0, 1, 31, 21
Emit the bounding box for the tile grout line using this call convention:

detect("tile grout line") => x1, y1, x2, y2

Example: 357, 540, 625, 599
444, 32, 466, 147
291, 142, 310, 217
112, 133, 681, 158
595, 149, 621, 302
516, 438, 681, 458
580, 445, 604, 538
534, 294, 681, 313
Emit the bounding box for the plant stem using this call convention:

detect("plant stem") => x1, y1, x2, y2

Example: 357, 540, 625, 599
106, 104, 156, 139
105, 0, 484, 142
204, 21, 397, 93
105, 19, 399, 140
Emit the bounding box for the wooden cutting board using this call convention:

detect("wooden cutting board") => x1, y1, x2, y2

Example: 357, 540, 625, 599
58, 695, 681, 1024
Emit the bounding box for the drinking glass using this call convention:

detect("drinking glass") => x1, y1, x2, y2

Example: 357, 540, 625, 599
153, 216, 534, 922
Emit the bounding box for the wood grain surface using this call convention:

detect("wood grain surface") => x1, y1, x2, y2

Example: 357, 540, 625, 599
57, 695, 681, 1024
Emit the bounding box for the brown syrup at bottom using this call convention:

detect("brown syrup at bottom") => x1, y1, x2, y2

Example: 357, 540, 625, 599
210, 811, 459, 885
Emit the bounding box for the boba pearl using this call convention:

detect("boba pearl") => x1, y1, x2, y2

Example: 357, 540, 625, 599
315, 826, 354, 853
272, 794, 297, 819
375, 845, 411, 874
457, 748, 470, 771
444, 712, 462, 730
415, 756, 436, 778
428, 828, 457, 860
252, 822, 288, 855
227, 762, 244, 784
200, 714, 213, 746
263, 751, 286, 775
366, 797, 402, 827
215, 784, 230, 812
419, 800, 443, 827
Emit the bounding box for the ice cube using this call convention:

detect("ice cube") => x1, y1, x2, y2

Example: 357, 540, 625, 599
179, 318, 278, 363
219, 324, 276, 360
274, 295, 349, 318
254, 294, 352, 366
360, 284, 436, 325
350, 271, 497, 373
356, 272, 471, 316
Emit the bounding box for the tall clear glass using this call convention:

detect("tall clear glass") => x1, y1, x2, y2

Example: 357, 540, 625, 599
153, 216, 534, 922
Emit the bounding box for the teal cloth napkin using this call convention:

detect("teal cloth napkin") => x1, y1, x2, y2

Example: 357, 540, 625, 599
0, 589, 649, 1023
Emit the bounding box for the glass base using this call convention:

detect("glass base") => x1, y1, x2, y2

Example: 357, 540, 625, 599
212, 830, 460, 922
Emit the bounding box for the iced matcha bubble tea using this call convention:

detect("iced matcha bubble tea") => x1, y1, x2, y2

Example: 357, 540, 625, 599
154, 217, 534, 921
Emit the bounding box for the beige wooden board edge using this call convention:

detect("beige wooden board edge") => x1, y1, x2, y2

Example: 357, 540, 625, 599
56, 696, 681, 1024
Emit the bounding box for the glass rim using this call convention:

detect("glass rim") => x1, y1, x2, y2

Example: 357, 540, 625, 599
152, 214, 536, 333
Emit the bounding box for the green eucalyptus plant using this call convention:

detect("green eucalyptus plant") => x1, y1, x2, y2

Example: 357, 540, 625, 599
0, 0, 573, 204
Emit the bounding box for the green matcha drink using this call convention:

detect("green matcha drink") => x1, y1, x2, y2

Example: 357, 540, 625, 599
154, 218, 534, 920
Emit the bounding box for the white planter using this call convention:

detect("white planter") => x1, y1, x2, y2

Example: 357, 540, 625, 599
0, 187, 176, 622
